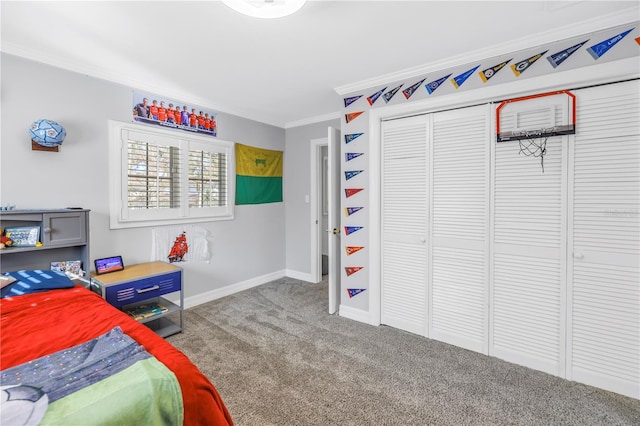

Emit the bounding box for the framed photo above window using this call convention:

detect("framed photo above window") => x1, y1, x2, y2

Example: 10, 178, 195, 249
108, 120, 235, 229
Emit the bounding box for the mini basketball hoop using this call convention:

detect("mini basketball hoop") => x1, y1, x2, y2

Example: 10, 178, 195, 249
496, 90, 576, 172
511, 128, 556, 172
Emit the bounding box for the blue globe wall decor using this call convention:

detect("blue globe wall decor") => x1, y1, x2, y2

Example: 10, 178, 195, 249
30, 119, 67, 147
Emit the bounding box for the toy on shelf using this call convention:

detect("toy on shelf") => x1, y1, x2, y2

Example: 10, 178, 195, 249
0, 229, 13, 249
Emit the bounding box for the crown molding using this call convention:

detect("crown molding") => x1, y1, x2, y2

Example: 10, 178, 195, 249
285, 111, 341, 129
334, 7, 639, 96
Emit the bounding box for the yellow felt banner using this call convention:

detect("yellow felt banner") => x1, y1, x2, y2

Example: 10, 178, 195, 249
235, 143, 283, 178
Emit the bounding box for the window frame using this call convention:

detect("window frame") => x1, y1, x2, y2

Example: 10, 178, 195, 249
109, 120, 235, 229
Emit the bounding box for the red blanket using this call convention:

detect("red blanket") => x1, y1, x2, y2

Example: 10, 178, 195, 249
0, 286, 233, 426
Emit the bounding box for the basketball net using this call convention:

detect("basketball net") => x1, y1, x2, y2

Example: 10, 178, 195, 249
515, 128, 553, 173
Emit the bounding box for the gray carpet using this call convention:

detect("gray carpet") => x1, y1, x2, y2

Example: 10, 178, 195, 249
167, 277, 640, 426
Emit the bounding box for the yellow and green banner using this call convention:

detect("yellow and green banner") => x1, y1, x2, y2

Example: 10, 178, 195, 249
235, 143, 283, 205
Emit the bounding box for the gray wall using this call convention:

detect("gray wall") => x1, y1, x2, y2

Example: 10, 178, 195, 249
284, 119, 340, 278
1, 53, 286, 300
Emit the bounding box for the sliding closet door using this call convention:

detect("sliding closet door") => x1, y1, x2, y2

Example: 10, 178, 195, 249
568, 80, 639, 398
430, 105, 490, 353
491, 95, 569, 375
380, 115, 429, 335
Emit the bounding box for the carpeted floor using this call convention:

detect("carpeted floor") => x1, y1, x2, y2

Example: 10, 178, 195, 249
167, 277, 640, 426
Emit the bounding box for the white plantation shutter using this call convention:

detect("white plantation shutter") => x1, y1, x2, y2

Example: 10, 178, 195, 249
491, 95, 568, 375
122, 129, 185, 222
430, 105, 490, 353
569, 80, 640, 398
380, 115, 429, 335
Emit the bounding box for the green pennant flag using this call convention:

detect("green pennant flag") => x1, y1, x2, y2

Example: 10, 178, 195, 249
235, 143, 283, 205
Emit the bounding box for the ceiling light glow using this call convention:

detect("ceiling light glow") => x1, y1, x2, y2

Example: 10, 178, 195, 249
221, 0, 308, 19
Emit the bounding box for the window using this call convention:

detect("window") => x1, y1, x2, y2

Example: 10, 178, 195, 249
109, 121, 234, 229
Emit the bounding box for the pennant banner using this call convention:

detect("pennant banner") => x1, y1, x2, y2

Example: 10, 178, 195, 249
345, 266, 364, 276
345, 246, 365, 256
345, 188, 364, 198
347, 288, 366, 298
511, 51, 548, 76
345, 207, 364, 217
479, 59, 512, 83
367, 87, 387, 106
345, 152, 364, 162
547, 40, 589, 68
426, 74, 451, 94
345, 111, 364, 123
587, 28, 634, 59
403, 78, 426, 99
235, 143, 283, 205
344, 226, 363, 236
451, 65, 479, 89
345, 133, 364, 144
343, 95, 362, 107
383, 84, 404, 103
345, 170, 364, 180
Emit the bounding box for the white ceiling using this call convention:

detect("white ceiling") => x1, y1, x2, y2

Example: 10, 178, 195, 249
2, 1, 638, 128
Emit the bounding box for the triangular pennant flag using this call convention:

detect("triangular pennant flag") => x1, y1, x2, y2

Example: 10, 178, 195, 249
425, 74, 452, 94
636, 36, 640, 46
367, 87, 387, 106
451, 65, 480, 89
587, 28, 634, 59
345, 133, 364, 144
344, 226, 363, 236
403, 78, 426, 99
345, 266, 364, 276
479, 59, 512, 83
345, 111, 364, 123
547, 40, 589, 68
383, 84, 403, 103
345, 188, 364, 198
347, 288, 366, 298
343, 95, 362, 107
345, 170, 364, 180
345, 246, 365, 256
511, 51, 548, 76
345, 207, 364, 217
345, 152, 364, 162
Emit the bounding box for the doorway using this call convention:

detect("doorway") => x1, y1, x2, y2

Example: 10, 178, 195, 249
310, 127, 341, 314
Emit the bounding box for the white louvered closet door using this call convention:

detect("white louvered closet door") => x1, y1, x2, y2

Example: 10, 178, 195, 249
380, 115, 429, 335
491, 95, 569, 376
430, 105, 490, 354
568, 80, 639, 399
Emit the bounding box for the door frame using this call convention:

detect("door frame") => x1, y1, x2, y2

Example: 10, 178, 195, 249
310, 137, 327, 284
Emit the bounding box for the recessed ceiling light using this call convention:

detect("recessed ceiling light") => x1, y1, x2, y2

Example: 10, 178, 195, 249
221, 0, 308, 19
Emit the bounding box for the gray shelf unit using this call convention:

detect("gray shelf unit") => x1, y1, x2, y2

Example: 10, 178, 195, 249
0, 209, 90, 276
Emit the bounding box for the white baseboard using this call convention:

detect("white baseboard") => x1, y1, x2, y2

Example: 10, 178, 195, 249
339, 304, 373, 325
284, 269, 315, 283
182, 269, 286, 309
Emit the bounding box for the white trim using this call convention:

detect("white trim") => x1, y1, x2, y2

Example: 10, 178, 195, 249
368, 56, 639, 328
334, 8, 638, 96
285, 111, 341, 129
339, 304, 373, 325
108, 120, 235, 229
310, 138, 327, 284
368, 114, 382, 326
285, 269, 315, 283
179, 269, 286, 309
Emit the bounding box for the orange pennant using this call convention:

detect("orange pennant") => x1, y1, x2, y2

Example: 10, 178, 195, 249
345, 111, 364, 123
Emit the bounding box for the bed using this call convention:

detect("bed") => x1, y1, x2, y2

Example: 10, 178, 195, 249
0, 281, 234, 425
